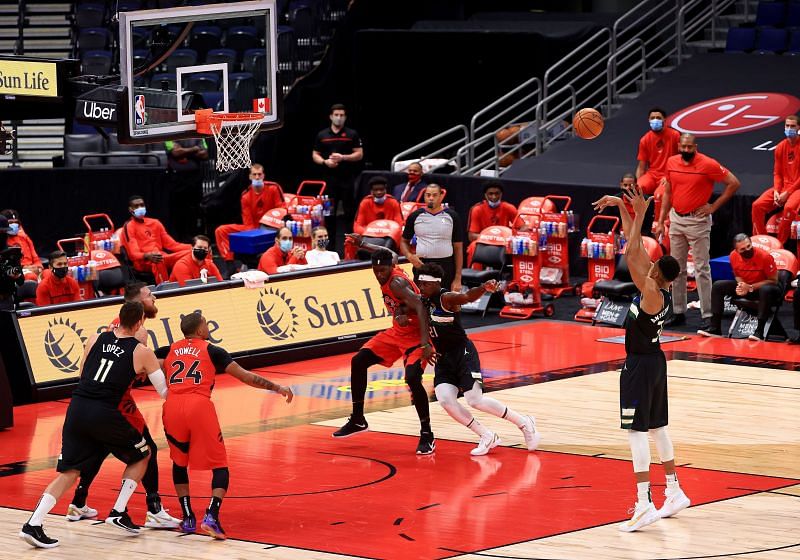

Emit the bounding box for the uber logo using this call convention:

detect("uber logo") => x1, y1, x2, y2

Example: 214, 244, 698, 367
78, 101, 116, 122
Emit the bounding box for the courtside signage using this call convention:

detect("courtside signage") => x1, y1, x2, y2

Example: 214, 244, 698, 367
0, 59, 58, 97
667, 93, 800, 137
18, 265, 412, 384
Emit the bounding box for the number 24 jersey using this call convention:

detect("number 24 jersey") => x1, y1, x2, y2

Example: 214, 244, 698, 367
158, 338, 233, 398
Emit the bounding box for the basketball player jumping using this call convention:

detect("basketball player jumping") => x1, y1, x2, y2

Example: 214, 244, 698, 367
333, 241, 436, 455
416, 263, 541, 455
157, 312, 293, 539
67, 282, 180, 529
593, 184, 691, 532
20, 302, 169, 548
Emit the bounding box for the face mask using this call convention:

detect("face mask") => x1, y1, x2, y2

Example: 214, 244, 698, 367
740, 249, 754, 259
193, 248, 208, 261
680, 151, 695, 162
408, 173, 421, 184
8, 223, 19, 236
649, 119, 663, 132
252, 179, 264, 189
373, 195, 386, 205
316, 238, 330, 250
487, 199, 501, 209
133, 207, 147, 218
331, 116, 345, 127
279, 239, 293, 252
785, 128, 798, 139
53, 266, 68, 279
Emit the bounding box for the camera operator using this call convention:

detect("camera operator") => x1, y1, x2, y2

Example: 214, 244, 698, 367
0, 215, 24, 311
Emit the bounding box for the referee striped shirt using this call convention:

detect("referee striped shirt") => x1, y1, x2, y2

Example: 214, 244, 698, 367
402, 207, 463, 259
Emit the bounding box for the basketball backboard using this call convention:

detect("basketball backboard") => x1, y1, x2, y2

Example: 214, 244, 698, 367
118, 0, 279, 144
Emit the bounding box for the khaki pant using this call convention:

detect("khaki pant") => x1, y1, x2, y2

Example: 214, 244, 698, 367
669, 209, 712, 318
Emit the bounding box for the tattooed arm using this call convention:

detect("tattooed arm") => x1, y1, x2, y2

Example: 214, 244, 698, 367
225, 362, 294, 402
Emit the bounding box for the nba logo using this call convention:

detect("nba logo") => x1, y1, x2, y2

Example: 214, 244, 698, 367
134, 95, 146, 126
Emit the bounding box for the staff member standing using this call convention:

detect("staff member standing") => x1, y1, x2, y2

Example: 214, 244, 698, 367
401, 184, 463, 292
655, 133, 740, 327
312, 104, 363, 249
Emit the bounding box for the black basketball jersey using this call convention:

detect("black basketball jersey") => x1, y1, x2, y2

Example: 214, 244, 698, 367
625, 288, 672, 354
425, 288, 468, 352
72, 331, 141, 405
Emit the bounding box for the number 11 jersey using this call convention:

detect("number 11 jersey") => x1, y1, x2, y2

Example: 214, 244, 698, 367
73, 331, 141, 406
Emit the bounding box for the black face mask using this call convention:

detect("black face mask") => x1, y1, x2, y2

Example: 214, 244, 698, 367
740, 249, 754, 259
680, 151, 696, 162
193, 248, 209, 261
53, 266, 69, 279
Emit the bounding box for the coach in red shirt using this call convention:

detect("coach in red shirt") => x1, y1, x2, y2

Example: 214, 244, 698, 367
699, 234, 780, 341
169, 235, 224, 286
258, 226, 307, 274
214, 164, 284, 270
751, 115, 800, 243
656, 133, 740, 327
35, 251, 81, 306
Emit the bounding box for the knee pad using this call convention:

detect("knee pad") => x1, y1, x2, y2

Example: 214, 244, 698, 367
628, 430, 651, 473
211, 467, 230, 491
404, 362, 424, 385
352, 349, 380, 370
172, 463, 189, 485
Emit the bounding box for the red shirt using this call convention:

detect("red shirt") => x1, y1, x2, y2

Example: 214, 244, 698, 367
121, 217, 191, 262
637, 128, 681, 177
162, 338, 233, 399
380, 267, 420, 336
35, 269, 81, 306
169, 254, 224, 286
468, 201, 518, 234
353, 195, 403, 234
666, 152, 729, 214
257, 244, 307, 274
773, 138, 800, 194
242, 184, 284, 228
729, 246, 777, 285
7, 232, 42, 269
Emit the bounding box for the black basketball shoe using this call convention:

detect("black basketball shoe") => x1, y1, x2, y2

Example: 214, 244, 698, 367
416, 431, 436, 455
333, 416, 368, 438
105, 509, 140, 533
19, 523, 59, 548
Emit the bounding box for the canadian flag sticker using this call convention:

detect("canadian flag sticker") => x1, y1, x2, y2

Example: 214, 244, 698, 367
253, 98, 270, 113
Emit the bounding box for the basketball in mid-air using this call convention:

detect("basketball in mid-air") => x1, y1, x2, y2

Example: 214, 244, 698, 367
573, 108, 604, 140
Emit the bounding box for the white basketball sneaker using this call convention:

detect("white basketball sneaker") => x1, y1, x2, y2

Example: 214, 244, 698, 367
144, 507, 181, 529
65, 503, 98, 521
618, 501, 660, 532
470, 431, 501, 456
658, 487, 691, 518
519, 415, 542, 451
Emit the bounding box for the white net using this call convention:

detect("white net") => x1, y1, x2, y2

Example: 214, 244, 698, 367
208, 114, 263, 172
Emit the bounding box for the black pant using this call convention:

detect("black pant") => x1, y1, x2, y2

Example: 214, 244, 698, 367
711, 280, 782, 329
414, 256, 456, 290
323, 174, 356, 252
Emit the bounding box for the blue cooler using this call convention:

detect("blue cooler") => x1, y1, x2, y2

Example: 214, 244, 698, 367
230, 228, 276, 255
710, 255, 734, 281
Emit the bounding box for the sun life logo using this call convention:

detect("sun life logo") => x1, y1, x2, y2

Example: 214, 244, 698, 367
44, 318, 87, 374
256, 287, 298, 340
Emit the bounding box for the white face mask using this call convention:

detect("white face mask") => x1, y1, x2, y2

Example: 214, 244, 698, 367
331, 116, 345, 127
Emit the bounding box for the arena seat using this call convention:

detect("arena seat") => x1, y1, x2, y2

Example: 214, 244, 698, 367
725, 27, 756, 53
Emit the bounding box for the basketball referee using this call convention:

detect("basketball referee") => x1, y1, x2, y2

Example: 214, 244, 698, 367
592, 184, 690, 533
400, 183, 463, 292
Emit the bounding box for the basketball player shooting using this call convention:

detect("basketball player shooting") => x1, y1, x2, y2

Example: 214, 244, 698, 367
592, 184, 690, 532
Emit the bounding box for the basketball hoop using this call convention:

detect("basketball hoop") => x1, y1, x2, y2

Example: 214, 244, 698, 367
195, 109, 263, 172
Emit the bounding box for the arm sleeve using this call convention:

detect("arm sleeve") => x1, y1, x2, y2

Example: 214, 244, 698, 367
402, 209, 420, 240
154, 346, 170, 359
449, 209, 464, 243
123, 222, 145, 262
147, 369, 168, 399
208, 344, 234, 371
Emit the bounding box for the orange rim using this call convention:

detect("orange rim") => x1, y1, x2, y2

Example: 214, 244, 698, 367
196, 110, 263, 134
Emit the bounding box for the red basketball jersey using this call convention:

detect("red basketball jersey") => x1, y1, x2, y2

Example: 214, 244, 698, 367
163, 338, 219, 398
380, 267, 421, 333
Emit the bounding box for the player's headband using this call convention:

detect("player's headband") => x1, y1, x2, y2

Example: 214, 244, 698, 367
418, 274, 441, 282
372, 254, 394, 266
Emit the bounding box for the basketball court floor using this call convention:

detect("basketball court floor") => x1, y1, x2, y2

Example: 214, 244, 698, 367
0, 320, 797, 559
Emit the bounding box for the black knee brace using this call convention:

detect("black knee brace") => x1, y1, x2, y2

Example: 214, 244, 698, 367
172, 463, 189, 485
211, 467, 230, 491
404, 361, 424, 386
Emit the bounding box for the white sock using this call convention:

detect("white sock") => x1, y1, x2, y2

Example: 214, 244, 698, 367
28, 493, 57, 526
636, 481, 651, 504
113, 479, 138, 513
465, 417, 490, 437
666, 472, 680, 491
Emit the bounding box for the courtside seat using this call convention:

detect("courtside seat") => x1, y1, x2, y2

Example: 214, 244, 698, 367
594, 237, 663, 301
461, 243, 506, 286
